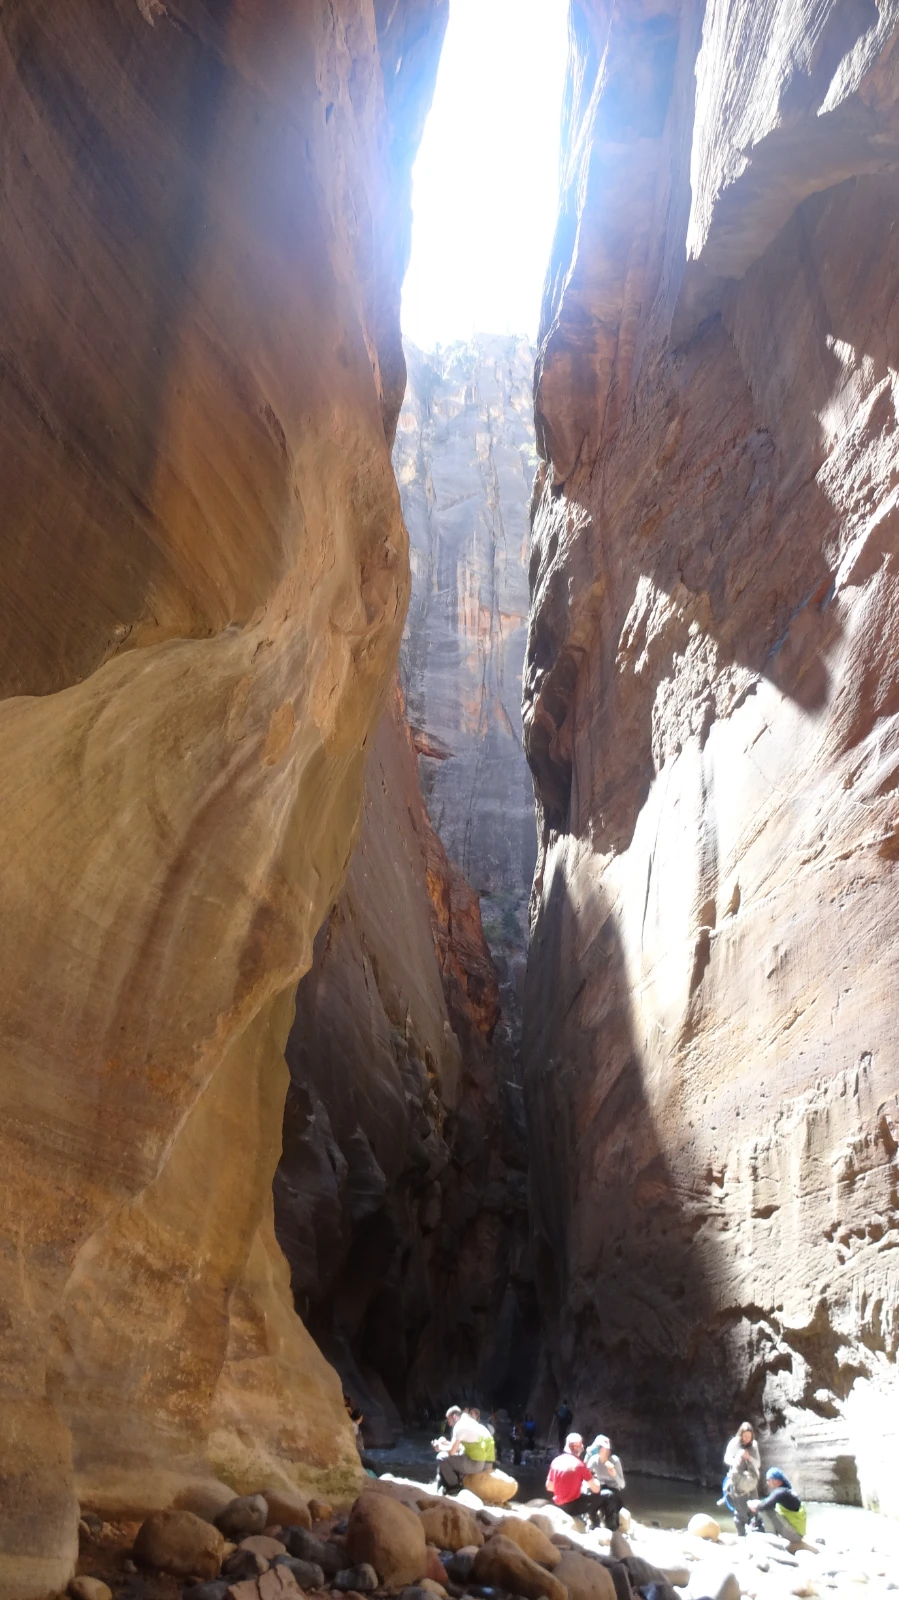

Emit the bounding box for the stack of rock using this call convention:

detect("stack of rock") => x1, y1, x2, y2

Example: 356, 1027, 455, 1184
68, 1476, 691, 1600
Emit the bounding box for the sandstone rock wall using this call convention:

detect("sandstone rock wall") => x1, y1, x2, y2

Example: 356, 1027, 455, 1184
394, 338, 539, 1037
523, 0, 899, 1510
274, 685, 536, 1442
0, 3, 445, 1594
274, 339, 544, 1436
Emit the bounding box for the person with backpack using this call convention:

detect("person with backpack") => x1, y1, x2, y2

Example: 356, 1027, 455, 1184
722, 1421, 761, 1535
748, 1468, 808, 1547
431, 1403, 496, 1492
556, 1399, 574, 1449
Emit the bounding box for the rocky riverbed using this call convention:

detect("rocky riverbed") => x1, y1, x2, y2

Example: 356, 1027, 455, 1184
65, 1469, 899, 1600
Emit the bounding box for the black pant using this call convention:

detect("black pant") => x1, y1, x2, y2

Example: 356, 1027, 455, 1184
597, 1487, 623, 1529
558, 1493, 601, 1522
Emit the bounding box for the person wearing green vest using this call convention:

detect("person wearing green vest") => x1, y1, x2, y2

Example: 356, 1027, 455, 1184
431, 1404, 496, 1492
748, 1468, 808, 1546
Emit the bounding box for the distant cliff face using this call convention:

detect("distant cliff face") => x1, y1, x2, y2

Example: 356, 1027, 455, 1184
274, 339, 543, 1435
394, 337, 539, 1036
275, 687, 536, 1442
523, 0, 899, 1511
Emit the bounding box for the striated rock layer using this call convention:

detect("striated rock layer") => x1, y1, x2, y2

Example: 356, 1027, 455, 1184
0, 2, 446, 1595
394, 338, 539, 1038
523, 0, 899, 1510
275, 684, 536, 1443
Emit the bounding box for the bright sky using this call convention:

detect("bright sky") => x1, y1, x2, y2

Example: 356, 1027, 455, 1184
401, 0, 569, 349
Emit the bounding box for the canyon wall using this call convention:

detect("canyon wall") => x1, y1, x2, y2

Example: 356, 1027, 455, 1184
0, 3, 445, 1595
524, 0, 899, 1510
274, 341, 542, 1434
395, 338, 539, 1036
275, 684, 535, 1443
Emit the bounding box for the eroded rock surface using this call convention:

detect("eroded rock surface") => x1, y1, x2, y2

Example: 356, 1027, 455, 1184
0, 2, 446, 1594
394, 338, 539, 1037
275, 687, 535, 1440
524, 0, 899, 1509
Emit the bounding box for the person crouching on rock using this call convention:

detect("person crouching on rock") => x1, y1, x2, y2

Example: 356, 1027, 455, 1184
585, 1434, 626, 1529
432, 1403, 496, 1493
747, 1468, 808, 1548
546, 1432, 602, 1526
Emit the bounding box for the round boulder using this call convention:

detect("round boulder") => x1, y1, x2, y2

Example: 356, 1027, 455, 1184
493, 1516, 561, 1568
346, 1491, 428, 1588
68, 1581, 113, 1600
554, 1550, 618, 1600
216, 1495, 270, 1540
466, 1469, 518, 1506
134, 1509, 225, 1579
260, 1488, 313, 1531
473, 1534, 567, 1600
418, 1503, 484, 1552
688, 1514, 721, 1542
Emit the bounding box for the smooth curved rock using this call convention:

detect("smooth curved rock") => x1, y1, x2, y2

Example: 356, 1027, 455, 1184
346, 1492, 428, 1588
134, 1509, 225, 1579
472, 1534, 567, 1600
465, 1470, 519, 1506
553, 1551, 618, 1600
419, 1504, 484, 1552
493, 1516, 561, 1568
0, 3, 447, 1592
687, 1518, 720, 1543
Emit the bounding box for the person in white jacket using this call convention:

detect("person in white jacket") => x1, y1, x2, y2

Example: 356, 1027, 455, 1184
585, 1435, 626, 1529
723, 1421, 761, 1535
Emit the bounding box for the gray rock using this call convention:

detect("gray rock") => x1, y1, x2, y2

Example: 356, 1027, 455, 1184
272, 1555, 327, 1587
285, 1527, 346, 1574
609, 1535, 633, 1562
333, 1564, 378, 1592
447, 1553, 476, 1583
182, 1586, 228, 1600
714, 1575, 741, 1600
215, 1494, 270, 1540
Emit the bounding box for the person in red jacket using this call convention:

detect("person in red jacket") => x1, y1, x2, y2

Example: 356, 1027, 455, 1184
545, 1433, 602, 1523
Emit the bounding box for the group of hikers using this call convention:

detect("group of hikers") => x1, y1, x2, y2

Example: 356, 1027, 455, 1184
431, 1405, 807, 1549
721, 1420, 807, 1543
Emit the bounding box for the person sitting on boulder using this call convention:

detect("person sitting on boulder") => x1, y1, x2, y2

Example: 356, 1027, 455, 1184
546, 1432, 602, 1525
748, 1468, 808, 1547
585, 1434, 626, 1529
432, 1403, 496, 1493
722, 1421, 761, 1536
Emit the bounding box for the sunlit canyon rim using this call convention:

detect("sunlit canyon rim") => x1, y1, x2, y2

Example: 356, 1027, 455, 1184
0, 1, 898, 1598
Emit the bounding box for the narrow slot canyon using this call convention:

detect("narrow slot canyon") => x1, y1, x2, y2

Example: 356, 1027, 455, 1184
0, 4, 898, 1600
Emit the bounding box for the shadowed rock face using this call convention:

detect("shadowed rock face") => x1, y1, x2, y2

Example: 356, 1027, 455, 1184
275, 687, 536, 1442
273, 339, 544, 1435
524, 0, 899, 1510
394, 338, 539, 1040
0, 2, 446, 1594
